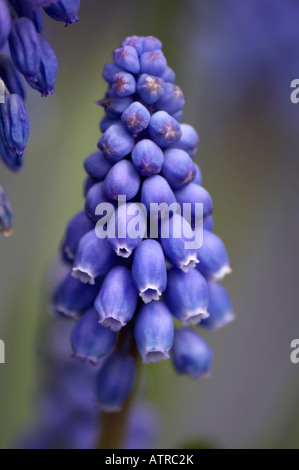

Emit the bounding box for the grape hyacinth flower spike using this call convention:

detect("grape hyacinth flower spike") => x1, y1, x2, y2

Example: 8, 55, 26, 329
53, 35, 233, 420
0, 0, 80, 231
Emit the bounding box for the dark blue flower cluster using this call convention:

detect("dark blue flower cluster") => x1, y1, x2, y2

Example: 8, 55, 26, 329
0, 0, 80, 234
54, 35, 234, 412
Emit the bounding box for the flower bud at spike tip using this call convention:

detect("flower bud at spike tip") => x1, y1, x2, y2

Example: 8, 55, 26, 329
132, 139, 164, 176
161, 148, 196, 189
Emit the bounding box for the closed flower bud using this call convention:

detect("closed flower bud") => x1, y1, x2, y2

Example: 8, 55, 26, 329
166, 268, 209, 325
121, 101, 150, 135
141, 175, 177, 219
83, 176, 96, 197
85, 181, 115, 221
26, 35, 58, 96
193, 163, 203, 185
84, 149, 112, 181
0, 93, 30, 156
172, 110, 183, 123
122, 35, 144, 56
134, 301, 174, 364
136, 74, 164, 105
175, 183, 214, 223
172, 328, 213, 378
0, 0, 11, 49
96, 352, 136, 412
53, 273, 101, 319
103, 62, 123, 84
201, 282, 235, 332
160, 214, 198, 272
99, 116, 120, 133
140, 50, 167, 77
71, 308, 116, 365
112, 71, 136, 97
103, 159, 140, 201
132, 239, 167, 303
196, 229, 231, 282
132, 139, 164, 176
0, 185, 13, 236
9, 18, 41, 80
107, 202, 146, 258
142, 36, 162, 52
161, 148, 196, 189
72, 230, 116, 285
161, 66, 176, 83
113, 46, 140, 74
171, 123, 199, 158
0, 55, 25, 99
94, 265, 138, 331
61, 211, 94, 262
156, 83, 185, 115
9, 0, 43, 32
98, 123, 135, 163
44, 0, 80, 25
99, 89, 133, 118
148, 110, 182, 148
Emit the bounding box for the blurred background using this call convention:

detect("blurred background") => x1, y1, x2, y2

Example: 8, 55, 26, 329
0, 0, 299, 449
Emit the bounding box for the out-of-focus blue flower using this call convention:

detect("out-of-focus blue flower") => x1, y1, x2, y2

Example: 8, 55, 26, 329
44, 0, 80, 25
122, 401, 161, 449
26, 35, 58, 96
135, 301, 174, 364
71, 307, 116, 364
0, 0, 11, 49
96, 351, 136, 412
0, 93, 29, 156
0, 0, 79, 229
172, 328, 213, 379
0, 184, 13, 236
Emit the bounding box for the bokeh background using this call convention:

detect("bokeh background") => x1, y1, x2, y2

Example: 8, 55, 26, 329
1, 0, 299, 449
